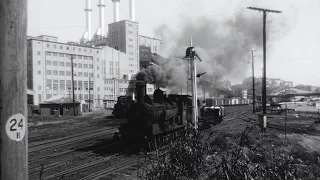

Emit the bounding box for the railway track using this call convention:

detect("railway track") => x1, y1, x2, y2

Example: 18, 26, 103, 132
28, 136, 119, 175
29, 127, 117, 153
30, 106, 252, 180
239, 112, 320, 136
38, 143, 143, 180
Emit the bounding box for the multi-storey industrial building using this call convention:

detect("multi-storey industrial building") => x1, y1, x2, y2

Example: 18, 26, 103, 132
27, 35, 134, 109
27, 0, 162, 110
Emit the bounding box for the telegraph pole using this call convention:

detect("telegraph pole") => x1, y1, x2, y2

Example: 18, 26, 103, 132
71, 55, 76, 116
0, 1, 28, 179
89, 76, 91, 112
247, 7, 282, 114
251, 49, 256, 113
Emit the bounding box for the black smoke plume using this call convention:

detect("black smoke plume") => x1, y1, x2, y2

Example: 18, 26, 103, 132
136, 11, 291, 94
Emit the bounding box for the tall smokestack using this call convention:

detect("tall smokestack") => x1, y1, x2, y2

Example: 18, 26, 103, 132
129, 0, 135, 22
85, 0, 92, 41
112, 0, 120, 22
98, 0, 105, 36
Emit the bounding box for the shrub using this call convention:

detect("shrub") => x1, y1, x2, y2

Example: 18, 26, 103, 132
138, 126, 320, 180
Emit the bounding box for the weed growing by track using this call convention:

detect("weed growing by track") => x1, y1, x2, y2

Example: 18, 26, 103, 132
137, 126, 320, 180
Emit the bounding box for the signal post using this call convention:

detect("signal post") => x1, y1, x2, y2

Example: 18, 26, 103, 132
0, 1, 29, 179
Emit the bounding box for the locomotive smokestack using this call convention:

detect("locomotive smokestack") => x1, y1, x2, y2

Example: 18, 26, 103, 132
136, 81, 146, 104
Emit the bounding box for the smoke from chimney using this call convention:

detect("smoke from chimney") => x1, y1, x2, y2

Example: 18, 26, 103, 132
136, 12, 292, 94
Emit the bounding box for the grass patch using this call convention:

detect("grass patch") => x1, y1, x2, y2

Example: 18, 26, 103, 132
137, 126, 320, 180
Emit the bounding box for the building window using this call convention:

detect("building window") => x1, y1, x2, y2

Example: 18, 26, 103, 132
53, 45, 56, 49
53, 70, 58, 75
89, 64, 93, 69
59, 53, 64, 57
59, 62, 65, 66
38, 94, 41, 102
60, 80, 65, 91
97, 87, 100, 91
46, 52, 51, 56
84, 49, 87, 52
66, 62, 71, 67
78, 81, 83, 90
84, 72, 88, 77
79, 48, 81, 52
38, 61, 41, 65
53, 61, 58, 66
66, 71, 71, 76
38, 86, 41, 90
78, 63, 82, 68
66, 46, 69, 50
46, 70, 52, 75
89, 49, 92, 53
83, 64, 88, 68
89, 57, 93, 60
96, 50, 99, 54
73, 47, 75, 51
52, 52, 58, 57
47, 44, 50, 48
78, 72, 82, 77
73, 63, 77, 67
97, 66, 99, 70
60, 45, 63, 49
46, 60, 51, 65
97, 74, 99, 78
59, 71, 65, 76
38, 70, 41, 75
97, 58, 99, 62
78, 55, 82, 59
83, 56, 88, 60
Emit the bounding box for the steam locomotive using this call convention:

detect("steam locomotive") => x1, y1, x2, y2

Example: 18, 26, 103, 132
116, 82, 192, 143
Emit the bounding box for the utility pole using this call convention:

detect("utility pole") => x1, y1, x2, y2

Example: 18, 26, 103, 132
247, 7, 281, 114
71, 55, 76, 116
0, 1, 28, 179
251, 49, 256, 113
89, 76, 91, 112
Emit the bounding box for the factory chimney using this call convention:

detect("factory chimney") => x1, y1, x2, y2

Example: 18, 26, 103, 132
98, 0, 105, 36
129, 0, 135, 22
85, 0, 92, 41
112, 0, 120, 22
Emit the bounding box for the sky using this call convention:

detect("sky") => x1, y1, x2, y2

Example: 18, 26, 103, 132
28, 0, 320, 86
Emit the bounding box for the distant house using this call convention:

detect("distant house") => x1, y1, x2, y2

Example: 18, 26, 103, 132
39, 95, 81, 116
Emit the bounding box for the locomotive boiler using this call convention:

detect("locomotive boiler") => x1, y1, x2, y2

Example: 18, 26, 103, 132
117, 81, 191, 141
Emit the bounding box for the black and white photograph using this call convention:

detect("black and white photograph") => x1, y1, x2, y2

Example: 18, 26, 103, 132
1, 0, 320, 179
